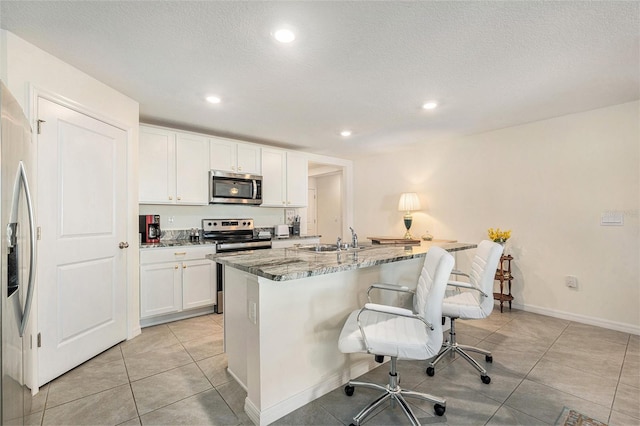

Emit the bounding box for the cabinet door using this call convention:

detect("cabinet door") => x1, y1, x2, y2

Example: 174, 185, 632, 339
237, 143, 261, 175
286, 151, 308, 207
182, 259, 216, 310
176, 133, 209, 205
139, 126, 175, 204
261, 148, 287, 207
209, 137, 236, 172
140, 263, 182, 318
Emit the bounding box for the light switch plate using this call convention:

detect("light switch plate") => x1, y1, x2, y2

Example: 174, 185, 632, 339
601, 211, 623, 226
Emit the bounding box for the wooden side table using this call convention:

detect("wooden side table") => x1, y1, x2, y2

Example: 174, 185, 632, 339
493, 254, 514, 313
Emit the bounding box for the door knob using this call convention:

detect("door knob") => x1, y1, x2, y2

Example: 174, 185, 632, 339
119, 242, 129, 249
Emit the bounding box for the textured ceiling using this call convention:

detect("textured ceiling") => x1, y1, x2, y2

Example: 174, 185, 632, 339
1, 1, 638, 159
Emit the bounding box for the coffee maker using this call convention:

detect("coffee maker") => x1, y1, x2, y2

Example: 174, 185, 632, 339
139, 215, 161, 243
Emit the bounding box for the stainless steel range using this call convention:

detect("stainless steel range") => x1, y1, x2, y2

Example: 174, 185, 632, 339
202, 218, 272, 313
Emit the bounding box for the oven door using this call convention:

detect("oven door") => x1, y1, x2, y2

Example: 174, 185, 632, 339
209, 170, 262, 205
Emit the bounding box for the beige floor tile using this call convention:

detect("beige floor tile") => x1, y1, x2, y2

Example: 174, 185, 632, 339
42, 384, 137, 426
620, 350, 640, 389
120, 324, 180, 358
46, 357, 129, 408
182, 330, 224, 361
216, 380, 252, 425
139, 388, 238, 425
504, 380, 610, 425
528, 358, 618, 407
543, 338, 625, 379
124, 342, 193, 381
197, 353, 234, 387
167, 314, 222, 343
485, 405, 550, 425
612, 382, 640, 420
131, 363, 212, 415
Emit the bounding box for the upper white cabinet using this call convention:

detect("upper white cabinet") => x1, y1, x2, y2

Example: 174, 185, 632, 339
261, 148, 308, 207
210, 137, 261, 175
139, 125, 209, 205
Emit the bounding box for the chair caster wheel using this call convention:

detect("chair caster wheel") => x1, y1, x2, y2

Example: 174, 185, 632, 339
486, 355, 493, 363
426, 366, 435, 376
345, 385, 355, 396
481, 375, 491, 384
434, 403, 446, 416
375, 355, 384, 363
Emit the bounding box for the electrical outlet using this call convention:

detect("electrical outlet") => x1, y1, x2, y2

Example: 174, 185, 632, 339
565, 275, 578, 289
248, 301, 257, 324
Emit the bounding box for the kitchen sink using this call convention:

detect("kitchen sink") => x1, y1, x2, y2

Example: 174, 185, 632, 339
297, 244, 370, 253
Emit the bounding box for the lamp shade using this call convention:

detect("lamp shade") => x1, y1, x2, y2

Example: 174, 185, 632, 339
398, 192, 421, 212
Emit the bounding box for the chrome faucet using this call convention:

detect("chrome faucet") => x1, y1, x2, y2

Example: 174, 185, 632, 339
336, 236, 342, 251
349, 227, 358, 248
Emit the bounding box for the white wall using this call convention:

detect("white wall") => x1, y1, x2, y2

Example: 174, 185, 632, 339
139, 204, 287, 232
354, 101, 640, 333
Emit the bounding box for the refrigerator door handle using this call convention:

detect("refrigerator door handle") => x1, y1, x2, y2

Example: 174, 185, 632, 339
10, 161, 36, 337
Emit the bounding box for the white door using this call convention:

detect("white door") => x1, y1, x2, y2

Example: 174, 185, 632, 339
36, 97, 128, 385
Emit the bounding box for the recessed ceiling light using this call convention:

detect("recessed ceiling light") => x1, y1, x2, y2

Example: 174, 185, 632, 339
206, 96, 221, 104
274, 29, 295, 43
340, 130, 352, 137
422, 101, 438, 110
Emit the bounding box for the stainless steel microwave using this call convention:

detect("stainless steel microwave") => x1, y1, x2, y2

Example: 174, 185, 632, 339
209, 170, 263, 205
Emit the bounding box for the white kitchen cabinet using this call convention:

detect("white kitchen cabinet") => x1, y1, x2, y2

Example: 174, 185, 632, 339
261, 148, 308, 207
140, 262, 182, 318
210, 137, 261, 175
139, 125, 209, 205
182, 258, 216, 310
139, 126, 175, 204
175, 133, 210, 204
139, 246, 216, 324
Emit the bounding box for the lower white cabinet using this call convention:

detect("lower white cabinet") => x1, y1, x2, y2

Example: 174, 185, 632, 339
140, 246, 216, 322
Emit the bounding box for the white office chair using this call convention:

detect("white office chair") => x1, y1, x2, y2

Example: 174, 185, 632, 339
426, 240, 504, 384
338, 246, 455, 426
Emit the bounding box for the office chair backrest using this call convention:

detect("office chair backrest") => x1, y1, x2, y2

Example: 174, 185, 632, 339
414, 246, 455, 354
470, 240, 504, 315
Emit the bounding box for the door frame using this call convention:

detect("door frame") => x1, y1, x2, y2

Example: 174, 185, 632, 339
27, 85, 139, 389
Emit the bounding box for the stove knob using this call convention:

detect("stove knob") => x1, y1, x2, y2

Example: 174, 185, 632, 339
247, 221, 251, 226
207, 222, 213, 226
212, 222, 217, 226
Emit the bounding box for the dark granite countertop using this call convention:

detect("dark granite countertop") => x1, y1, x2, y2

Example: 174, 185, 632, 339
210, 241, 476, 281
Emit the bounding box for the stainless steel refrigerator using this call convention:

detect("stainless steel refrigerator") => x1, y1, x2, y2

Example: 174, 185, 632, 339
1, 81, 36, 425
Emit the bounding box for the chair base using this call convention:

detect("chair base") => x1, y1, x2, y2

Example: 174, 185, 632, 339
427, 317, 493, 384
345, 357, 445, 426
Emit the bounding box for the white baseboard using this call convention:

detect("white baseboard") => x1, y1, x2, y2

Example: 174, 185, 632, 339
243, 358, 378, 426
507, 301, 640, 335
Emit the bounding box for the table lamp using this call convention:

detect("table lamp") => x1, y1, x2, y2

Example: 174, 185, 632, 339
398, 192, 421, 239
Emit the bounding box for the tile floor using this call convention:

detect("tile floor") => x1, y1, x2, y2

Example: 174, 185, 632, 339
26, 309, 639, 425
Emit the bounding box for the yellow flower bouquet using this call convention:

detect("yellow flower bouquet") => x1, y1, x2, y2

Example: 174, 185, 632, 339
488, 228, 511, 244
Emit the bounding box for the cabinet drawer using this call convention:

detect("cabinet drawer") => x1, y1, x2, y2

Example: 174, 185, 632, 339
140, 246, 216, 264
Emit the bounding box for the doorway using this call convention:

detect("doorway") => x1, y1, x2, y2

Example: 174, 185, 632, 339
306, 162, 345, 244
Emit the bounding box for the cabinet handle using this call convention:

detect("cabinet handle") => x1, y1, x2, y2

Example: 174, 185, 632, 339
177, 196, 182, 201
238, 166, 242, 171
168, 196, 173, 200
231, 166, 235, 171
174, 252, 186, 256
174, 265, 179, 269
183, 264, 187, 269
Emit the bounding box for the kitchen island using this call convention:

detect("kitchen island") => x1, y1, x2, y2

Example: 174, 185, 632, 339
212, 241, 475, 426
